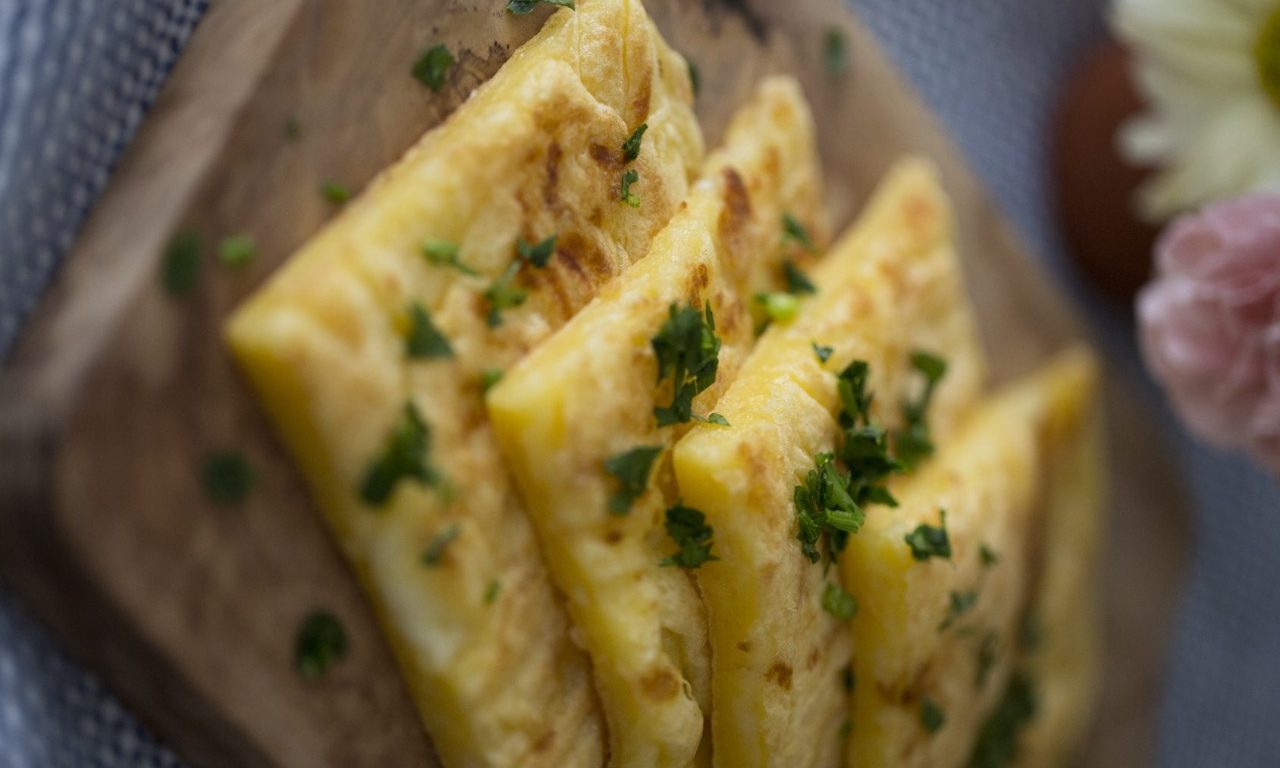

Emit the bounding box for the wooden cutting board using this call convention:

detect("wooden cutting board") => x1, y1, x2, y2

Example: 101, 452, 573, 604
0, 0, 1189, 766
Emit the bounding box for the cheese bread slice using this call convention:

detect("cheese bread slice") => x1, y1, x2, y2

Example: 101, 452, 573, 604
672, 160, 985, 768
487, 77, 828, 768
840, 349, 1099, 768
1005, 348, 1103, 768
224, 2, 702, 766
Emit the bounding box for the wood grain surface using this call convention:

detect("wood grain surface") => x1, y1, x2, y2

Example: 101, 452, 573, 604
0, 0, 1189, 766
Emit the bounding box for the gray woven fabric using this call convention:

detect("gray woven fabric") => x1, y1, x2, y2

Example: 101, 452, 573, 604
1, 0, 1278, 766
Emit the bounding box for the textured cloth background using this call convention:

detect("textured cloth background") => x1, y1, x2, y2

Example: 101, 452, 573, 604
0, 1, 1277, 766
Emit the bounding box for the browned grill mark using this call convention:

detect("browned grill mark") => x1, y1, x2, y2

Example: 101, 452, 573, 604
807, 647, 822, 670
532, 729, 556, 753
737, 641, 752, 653
543, 142, 563, 209
630, 65, 653, 123
605, 530, 624, 544
589, 142, 623, 171
717, 168, 753, 252
766, 661, 793, 690
640, 667, 681, 700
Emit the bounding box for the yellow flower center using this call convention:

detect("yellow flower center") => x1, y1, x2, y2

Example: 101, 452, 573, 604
1258, 5, 1280, 110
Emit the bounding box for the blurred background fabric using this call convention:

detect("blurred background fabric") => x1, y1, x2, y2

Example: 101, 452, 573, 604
0, 0, 1276, 766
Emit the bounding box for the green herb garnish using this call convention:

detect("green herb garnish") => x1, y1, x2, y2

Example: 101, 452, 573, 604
782, 212, 817, 253
967, 674, 1037, 767
824, 28, 848, 76
921, 697, 946, 734
793, 359, 901, 567
422, 523, 460, 565
204, 451, 256, 505
705, 413, 730, 427
784, 259, 816, 295
842, 665, 856, 693
813, 342, 834, 364
485, 261, 528, 327
622, 123, 648, 163
517, 234, 557, 267
422, 240, 478, 276
659, 503, 718, 569
322, 182, 351, 205
162, 230, 202, 295
295, 611, 347, 680
755, 292, 801, 324
604, 445, 662, 516
412, 44, 454, 91
480, 369, 504, 392
688, 60, 700, 98
484, 579, 501, 604
506, 0, 575, 13
406, 303, 453, 359
905, 509, 952, 561
939, 590, 978, 631
822, 583, 859, 620
359, 402, 444, 506
976, 632, 1000, 689
894, 351, 947, 469
980, 543, 999, 568
652, 303, 721, 426
620, 169, 640, 208
217, 234, 256, 268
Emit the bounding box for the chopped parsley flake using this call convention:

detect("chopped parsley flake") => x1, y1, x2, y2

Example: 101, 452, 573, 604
484, 579, 501, 604
687, 60, 701, 98
295, 611, 347, 680
621, 169, 641, 207
359, 402, 444, 506
412, 44, 454, 92
784, 259, 816, 295
480, 369, 504, 392
967, 674, 1037, 767
421, 523, 460, 565
822, 583, 859, 620
659, 503, 718, 569
755, 292, 801, 324
485, 261, 528, 327
705, 413, 731, 427
517, 235, 557, 267
162, 230, 202, 295
905, 509, 952, 561
813, 343, 834, 364
422, 240, 478, 276
824, 28, 848, 76
921, 697, 946, 734
794, 360, 901, 568
217, 234, 256, 268
939, 590, 978, 631
322, 182, 351, 205
652, 303, 721, 426
980, 543, 999, 567
204, 451, 256, 505
782, 212, 818, 253
506, 0, 575, 13
406, 303, 453, 359
894, 351, 948, 469
622, 123, 648, 163
604, 445, 662, 516
976, 632, 1000, 689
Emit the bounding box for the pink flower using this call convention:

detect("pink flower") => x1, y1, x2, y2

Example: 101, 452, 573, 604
1138, 193, 1280, 474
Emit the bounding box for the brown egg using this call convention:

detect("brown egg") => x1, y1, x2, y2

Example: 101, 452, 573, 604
1053, 40, 1164, 305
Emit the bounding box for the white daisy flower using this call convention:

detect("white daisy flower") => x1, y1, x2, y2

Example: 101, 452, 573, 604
1113, 0, 1280, 221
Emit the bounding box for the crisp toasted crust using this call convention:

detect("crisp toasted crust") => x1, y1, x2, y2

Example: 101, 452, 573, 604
672, 160, 985, 768
487, 77, 827, 768
1011, 348, 1104, 768
224, 2, 702, 765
